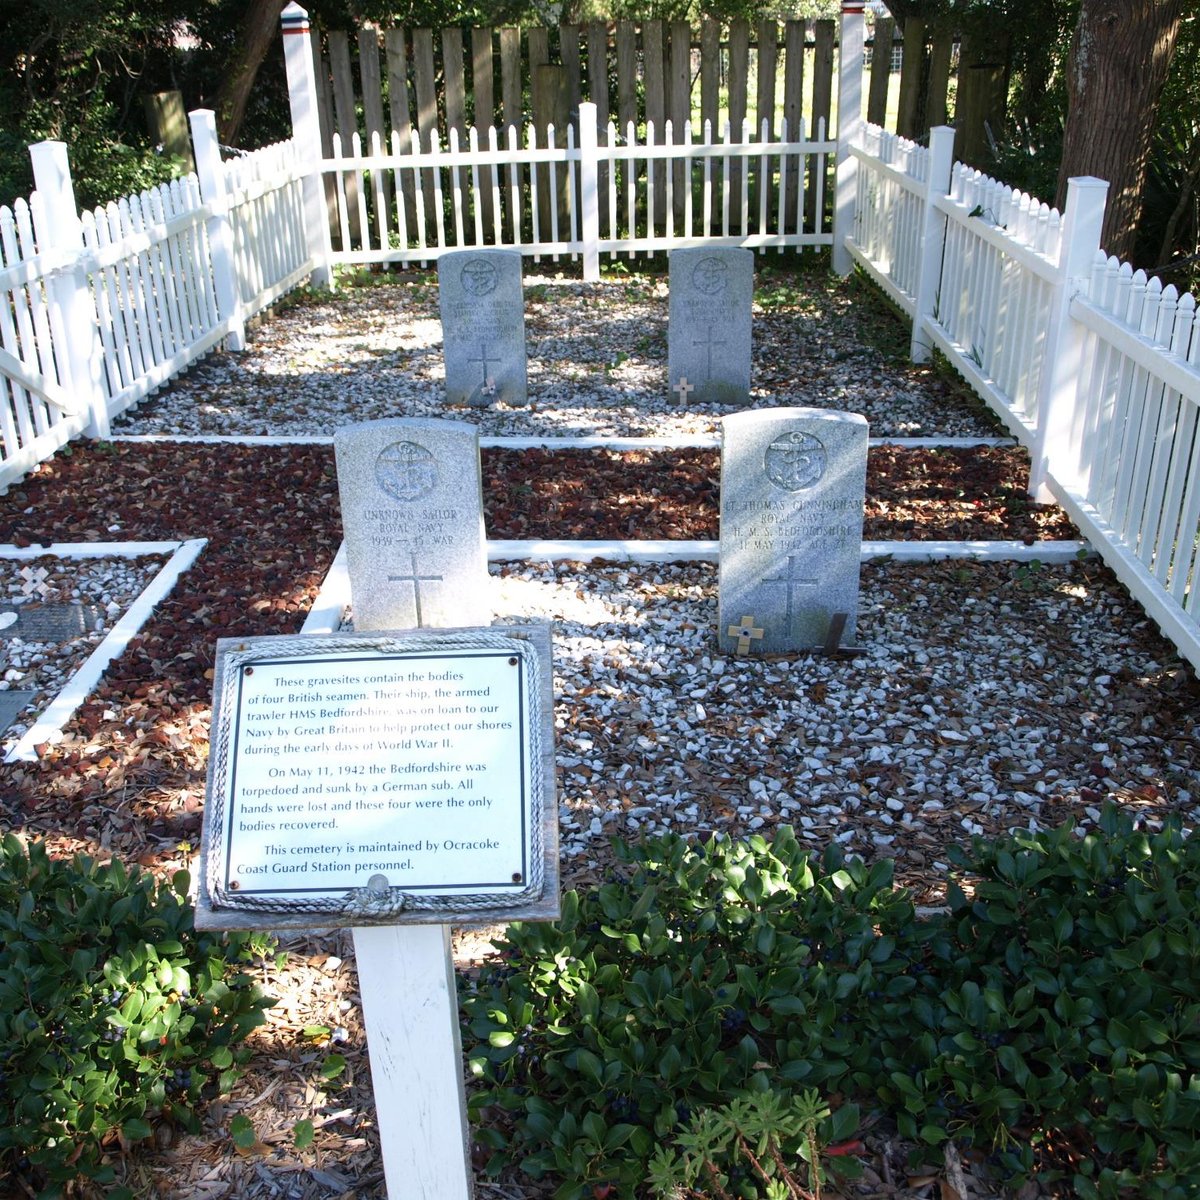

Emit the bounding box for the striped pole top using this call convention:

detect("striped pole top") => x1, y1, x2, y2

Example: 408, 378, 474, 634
281, 3, 310, 35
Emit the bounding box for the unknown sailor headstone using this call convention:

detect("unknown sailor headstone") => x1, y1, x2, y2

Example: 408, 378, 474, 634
334, 417, 488, 631
668, 247, 753, 405
438, 247, 528, 407
719, 408, 869, 654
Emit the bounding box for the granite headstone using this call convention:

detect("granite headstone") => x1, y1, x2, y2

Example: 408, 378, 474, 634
438, 248, 527, 408
668, 247, 753, 406
719, 408, 869, 654
334, 418, 489, 631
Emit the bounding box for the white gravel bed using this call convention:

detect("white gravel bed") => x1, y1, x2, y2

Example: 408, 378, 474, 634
486, 557, 1200, 877
0, 556, 167, 756
112, 269, 1003, 441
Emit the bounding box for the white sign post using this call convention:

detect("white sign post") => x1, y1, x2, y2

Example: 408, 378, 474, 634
198, 628, 558, 1199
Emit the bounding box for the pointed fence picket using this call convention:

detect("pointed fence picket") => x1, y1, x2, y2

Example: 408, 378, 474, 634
0, 129, 314, 491
0, 195, 92, 480
319, 107, 836, 267
1064, 263, 1200, 636
223, 137, 312, 314
1, 0, 1198, 679
846, 119, 1200, 673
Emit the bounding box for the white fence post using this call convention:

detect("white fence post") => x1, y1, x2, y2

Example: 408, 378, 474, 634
832, 0, 865, 276
27, 142, 109, 439
281, 2, 333, 289
190, 110, 247, 351
910, 125, 956, 363
352, 924, 473, 1199
578, 101, 601, 282
1028, 175, 1108, 500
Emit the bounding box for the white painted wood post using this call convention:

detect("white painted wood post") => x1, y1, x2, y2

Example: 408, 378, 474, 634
910, 125, 956, 363
578, 101, 601, 282
189, 110, 247, 351
352, 923, 474, 1198
27, 142, 109, 438
832, 0, 865, 276
281, 3, 333, 288
1027, 175, 1108, 500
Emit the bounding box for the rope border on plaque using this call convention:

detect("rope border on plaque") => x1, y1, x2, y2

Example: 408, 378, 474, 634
205, 630, 546, 919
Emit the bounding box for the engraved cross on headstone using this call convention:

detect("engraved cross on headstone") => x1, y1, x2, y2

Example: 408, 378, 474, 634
761, 555, 818, 633
469, 344, 501, 388
693, 326, 728, 383
387, 552, 444, 626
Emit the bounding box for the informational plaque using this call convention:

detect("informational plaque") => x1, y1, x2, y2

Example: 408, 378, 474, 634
197, 624, 558, 929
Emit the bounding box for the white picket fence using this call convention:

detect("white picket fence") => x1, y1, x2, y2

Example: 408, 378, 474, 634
0, 113, 311, 487
320, 114, 834, 268
0, 98, 840, 494
1, 0, 1198, 675
848, 121, 1200, 673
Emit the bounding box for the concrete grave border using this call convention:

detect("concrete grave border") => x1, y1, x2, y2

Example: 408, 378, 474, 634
1, 539, 207, 762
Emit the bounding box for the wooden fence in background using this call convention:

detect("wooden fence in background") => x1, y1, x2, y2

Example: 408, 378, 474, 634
309, 17, 963, 172
314, 19, 834, 155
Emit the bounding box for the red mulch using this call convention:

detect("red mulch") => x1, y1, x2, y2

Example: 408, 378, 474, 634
484, 444, 1076, 542
0, 438, 1072, 860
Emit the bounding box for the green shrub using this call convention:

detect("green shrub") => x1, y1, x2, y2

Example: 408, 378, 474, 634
464, 810, 1200, 1199
464, 826, 909, 1198
931, 808, 1200, 1199
0, 835, 276, 1197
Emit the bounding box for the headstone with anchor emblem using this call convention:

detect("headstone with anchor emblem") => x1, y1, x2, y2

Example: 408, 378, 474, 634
668, 246, 753, 406
439, 247, 528, 407
334, 417, 488, 631
719, 408, 869, 654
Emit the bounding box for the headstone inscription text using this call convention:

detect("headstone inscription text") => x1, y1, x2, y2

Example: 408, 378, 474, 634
719, 408, 869, 654
199, 627, 552, 923
668, 247, 753, 406
438, 247, 528, 407
334, 418, 488, 632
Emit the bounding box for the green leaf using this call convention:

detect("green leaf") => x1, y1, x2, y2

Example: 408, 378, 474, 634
122, 1117, 153, 1142
293, 1119, 314, 1150
631, 886, 658, 922
581, 1110, 606, 1147
574, 1048, 604, 1085
230, 1114, 257, 1150
575, 980, 600, 1023
659, 1043, 682, 1081
320, 1054, 346, 1082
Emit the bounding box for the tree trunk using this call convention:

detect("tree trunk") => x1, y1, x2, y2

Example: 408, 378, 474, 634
216, 0, 286, 147
1056, 0, 1184, 261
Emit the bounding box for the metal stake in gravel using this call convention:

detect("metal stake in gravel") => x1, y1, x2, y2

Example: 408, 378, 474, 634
719, 407, 869, 654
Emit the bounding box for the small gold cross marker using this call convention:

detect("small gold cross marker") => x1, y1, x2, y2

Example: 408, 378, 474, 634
727, 615, 765, 655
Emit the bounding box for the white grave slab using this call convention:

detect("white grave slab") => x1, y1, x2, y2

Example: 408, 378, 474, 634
334, 418, 488, 631
668, 247, 753, 405
719, 408, 869, 654
439, 248, 527, 407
